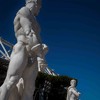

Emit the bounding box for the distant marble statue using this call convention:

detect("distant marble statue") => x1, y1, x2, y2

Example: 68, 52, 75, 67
67, 79, 80, 100
0, 0, 45, 100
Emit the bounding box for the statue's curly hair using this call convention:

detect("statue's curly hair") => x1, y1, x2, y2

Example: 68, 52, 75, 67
26, 0, 41, 4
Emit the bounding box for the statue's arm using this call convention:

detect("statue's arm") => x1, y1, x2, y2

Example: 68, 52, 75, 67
20, 15, 32, 35
71, 88, 80, 97
18, 8, 44, 59
18, 7, 34, 35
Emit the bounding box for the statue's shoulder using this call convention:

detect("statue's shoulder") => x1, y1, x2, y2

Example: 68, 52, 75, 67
68, 86, 73, 91
17, 7, 30, 18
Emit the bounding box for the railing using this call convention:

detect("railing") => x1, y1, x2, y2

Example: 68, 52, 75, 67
0, 37, 13, 60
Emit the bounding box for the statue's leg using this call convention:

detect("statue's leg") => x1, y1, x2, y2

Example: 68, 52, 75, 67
8, 85, 20, 100
0, 42, 28, 100
21, 61, 38, 100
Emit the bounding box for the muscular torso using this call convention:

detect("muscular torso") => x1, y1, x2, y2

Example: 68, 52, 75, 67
14, 7, 41, 50
70, 93, 77, 100
67, 87, 78, 100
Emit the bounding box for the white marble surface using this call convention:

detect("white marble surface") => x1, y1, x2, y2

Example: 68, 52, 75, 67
67, 80, 80, 100
0, 0, 45, 100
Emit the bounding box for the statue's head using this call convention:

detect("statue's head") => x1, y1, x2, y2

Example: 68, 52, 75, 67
26, 0, 41, 5
70, 79, 77, 87
25, 0, 41, 16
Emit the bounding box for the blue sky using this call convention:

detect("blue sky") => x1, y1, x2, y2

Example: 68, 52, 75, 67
0, 0, 100, 100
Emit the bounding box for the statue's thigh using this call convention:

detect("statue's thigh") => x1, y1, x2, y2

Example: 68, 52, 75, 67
7, 43, 28, 77
22, 62, 38, 86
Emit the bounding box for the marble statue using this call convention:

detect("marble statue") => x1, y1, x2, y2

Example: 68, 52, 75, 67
0, 0, 45, 100
67, 79, 80, 100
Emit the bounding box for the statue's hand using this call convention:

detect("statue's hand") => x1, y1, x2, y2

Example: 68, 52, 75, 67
26, 29, 35, 37
31, 30, 35, 34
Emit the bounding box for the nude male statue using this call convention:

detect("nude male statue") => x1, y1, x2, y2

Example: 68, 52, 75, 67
0, 0, 44, 100
67, 79, 80, 100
